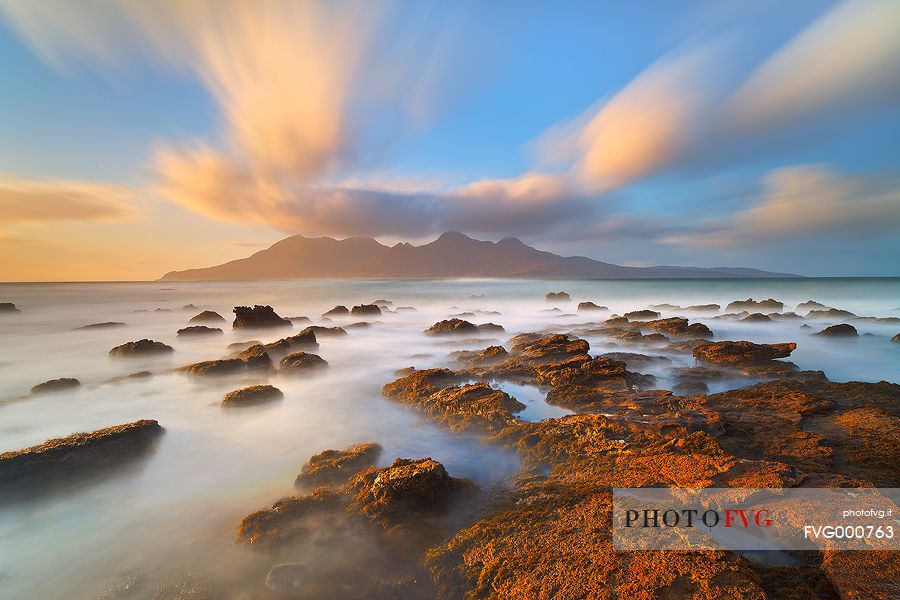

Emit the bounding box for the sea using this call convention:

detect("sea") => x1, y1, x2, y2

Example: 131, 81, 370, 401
0, 278, 897, 598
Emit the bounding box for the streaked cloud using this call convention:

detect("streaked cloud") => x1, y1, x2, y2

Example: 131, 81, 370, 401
664, 165, 900, 247
0, 173, 135, 224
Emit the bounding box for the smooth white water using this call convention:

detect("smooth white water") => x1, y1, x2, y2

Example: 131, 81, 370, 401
0, 278, 898, 598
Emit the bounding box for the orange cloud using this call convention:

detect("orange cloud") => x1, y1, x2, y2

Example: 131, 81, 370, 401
0, 173, 136, 224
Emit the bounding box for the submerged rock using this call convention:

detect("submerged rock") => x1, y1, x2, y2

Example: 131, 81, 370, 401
347, 457, 477, 528
806, 308, 857, 319
0, 420, 163, 486
425, 319, 478, 336
623, 309, 660, 320
322, 305, 349, 317
296, 442, 383, 488
109, 339, 174, 357
237, 487, 344, 546
693, 341, 796, 365
188, 310, 226, 324
814, 324, 858, 337
351, 304, 382, 316
0, 302, 20, 313
545, 291, 570, 302
892, 333, 900, 343
76, 322, 126, 330
300, 325, 347, 337
222, 384, 284, 407
265, 563, 308, 595
577, 301, 608, 312
30, 377, 80, 395
726, 298, 784, 311
280, 352, 328, 373
232, 305, 292, 329
176, 325, 223, 336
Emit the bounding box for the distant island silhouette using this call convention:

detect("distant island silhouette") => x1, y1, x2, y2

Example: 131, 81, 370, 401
160, 231, 799, 281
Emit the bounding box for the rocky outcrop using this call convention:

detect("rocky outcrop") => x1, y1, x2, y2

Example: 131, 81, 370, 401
295, 442, 383, 487
693, 341, 796, 365
300, 325, 347, 337
0, 302, 20, 312
351, 304, 382, 316
623, 309, 660, 320
188, 310, 226, 323
237, 487, 345, 546
221, 385, 284, 407
741, 313, 772, 322
814, 324, 858, 337
796, 300, 828, 312
236, 330, 319, 361
181, 358, 251, 376
726, 298, 784, 311
545, 291, 570, 302
109, 339, 174, 357
75, 322, 126, 330
806, 308, 857, 319
641, 316, 713, 339
30, 378, 80, 395
577, 301, 607, 311
176, 325, 223, 336
0, 420, 163, 487
452, 345, 509, 367
322, 305, 349, 317
424, 319, 478, 336
892, 333, 900, 343
232, 305, 292, 329
280, 352, 328, 373
346, 458, 477, 528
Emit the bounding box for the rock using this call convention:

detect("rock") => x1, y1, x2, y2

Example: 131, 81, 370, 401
674, 381, 709, 395
386, 378, 523, 432
109, 339, 174, 357
265, 563, 308, 595
545, 291, 570, 302
181, 304, 199, 311
227, 340, 260, 351
726, 298, 784, 311
345, 321, 371, 329
237, 487, 344, 546
181, 358, 247, 376
814, 324, 858, 337
280, 352, 328, 373
188, 310, 226, 324
892, 333, 900, 343
288, 315, 312, 324
642, 317, 713, 339
176, 325, 223, 336
347, 457, 477, 527
371, 299, 393, 306
296, 443, 383, 487
76, 322, 126, 330
237, 331, 319, 361
351, 304, 382, 316
685, 304, 721, 313
800, 324, 812, 329
806, 308, 857, 319
105, 371, 152, 383
0, 420, 163, 487
693, 341, 796, 365
30, 378, 80, 395
623, 310, 660, 320
452, 345, 509, 367
577, 302, 608, 312
300, 325, 347, 337
604, 316, 628, 325
796, 300, 828, 312
742, 313, 772, 322
769, 311, 803, 320
0, 302, 20, 313
322, 305, 349, 317
232, 305, 292, 329
222, 385, 284, 407
476, 322, 505, 333
396, 306, 417, 312
425, 319, 478, 336
600, 352, 671, 369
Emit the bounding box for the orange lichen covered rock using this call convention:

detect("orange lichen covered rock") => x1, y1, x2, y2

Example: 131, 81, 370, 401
236, 487, 345, 546
295, 442, 383, 488
693, 340, 796, 365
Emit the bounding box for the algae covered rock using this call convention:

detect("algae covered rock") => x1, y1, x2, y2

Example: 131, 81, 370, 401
222, 385, 284, 408
30, 377, 80, 395
295, 442, 383, 488
109, 339, 174, 357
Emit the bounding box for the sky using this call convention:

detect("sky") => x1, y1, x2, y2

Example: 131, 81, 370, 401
1, 0, 899, 281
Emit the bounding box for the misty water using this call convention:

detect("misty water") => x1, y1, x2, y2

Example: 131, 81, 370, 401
1, 278, 898, 598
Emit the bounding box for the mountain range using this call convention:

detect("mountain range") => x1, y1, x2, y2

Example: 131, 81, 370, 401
160, 232, 797, 280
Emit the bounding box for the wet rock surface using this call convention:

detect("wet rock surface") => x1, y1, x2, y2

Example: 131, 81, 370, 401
280, 352, 328, 373
814, 324, 858, 337
109, 339, 174, 357
351, 304, 382, 316
0, 420, 163, 487
30, 377, 80, 395
221, 384, 284, 408
296, 443, 383, 488
424, 318, 478, 336
180, 358, 250, 376
545, 291, 570, 302
577, 301, 607, 311
232, 305, 292, 329
693, 340, 796, 365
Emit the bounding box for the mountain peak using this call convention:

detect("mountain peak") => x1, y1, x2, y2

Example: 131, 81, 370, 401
436, 231, 472, 241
